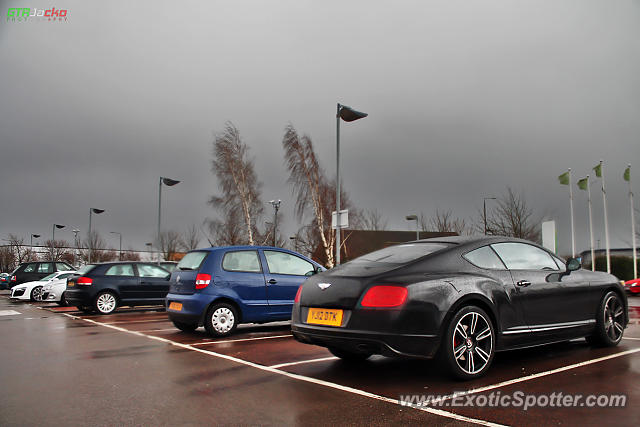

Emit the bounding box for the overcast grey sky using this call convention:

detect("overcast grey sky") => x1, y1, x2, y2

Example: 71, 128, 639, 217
1, 0, 638, 256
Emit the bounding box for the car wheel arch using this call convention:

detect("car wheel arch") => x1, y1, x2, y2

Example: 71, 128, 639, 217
440, 294, 499, 339
204, 297, 243, 324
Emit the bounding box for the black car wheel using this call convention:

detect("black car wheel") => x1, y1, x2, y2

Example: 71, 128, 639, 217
57, 292, 67, 307
443, 305, 495, 380
172, 320, 198, 332
588, 291, 625, 347
328, 347, 372, 362
204, 303, 238, 337
94, 291, 118, 315
30, 286, 43, 302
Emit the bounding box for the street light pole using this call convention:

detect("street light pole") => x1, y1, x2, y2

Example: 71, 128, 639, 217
405, 215, 419, 240
110, 232, 122, 261
52, 224, 65, 259
335, 103, 367, 266
483, 197, 497, 235
88, 208, 105, 263
268, 200, 281, 247
72, 229, 80, 266
158, 177, 180, 262
30, 234, 41, 261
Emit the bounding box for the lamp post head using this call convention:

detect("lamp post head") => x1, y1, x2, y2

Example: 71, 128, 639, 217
268, 200, 282, 208
54, 224, 65, 229
161, 177, 180, 186
91, 208, 105, 214
32, 234, 41, 238
338, 104, 368, 122
405, 215, 418, 221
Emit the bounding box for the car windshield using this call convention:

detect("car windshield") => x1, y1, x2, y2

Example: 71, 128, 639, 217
350, 243, 452, 265
42, 273, 58, 281
177, 251, 208, 271
76, 264, 97, 275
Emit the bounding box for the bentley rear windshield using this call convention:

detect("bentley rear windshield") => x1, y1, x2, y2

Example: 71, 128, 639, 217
351, 243, 452, 265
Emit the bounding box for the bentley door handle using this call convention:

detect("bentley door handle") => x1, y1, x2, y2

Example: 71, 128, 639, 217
516, 280, 531, 287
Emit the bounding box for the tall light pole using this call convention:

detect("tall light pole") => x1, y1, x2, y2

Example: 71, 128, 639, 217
268, 200, 281, 247
72, 229, 80, 267
483, 197, 497, 235
158, 177, 180, 261
30, 234, 41, 260
51, 224, 65, 260
336, 103, 368, 266
405, 215, 419, 240
110, 231, 122, 261
88, 208, 105, 263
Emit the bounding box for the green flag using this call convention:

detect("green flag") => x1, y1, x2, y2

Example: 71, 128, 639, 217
593, 163, 602, 178
558, 171, 570, 185
577, 177, 588, 190
623, 166, 630, 182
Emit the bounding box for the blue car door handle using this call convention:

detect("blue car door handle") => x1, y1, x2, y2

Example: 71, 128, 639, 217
268, 279, 277, 285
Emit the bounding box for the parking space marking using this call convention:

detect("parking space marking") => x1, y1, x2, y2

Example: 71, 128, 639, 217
0, 310, 21, 316
426, 346, 640, 405
101, 319, 172, 325
139, 328, 181, 332
61, 312, 504, 427
622, 337, 640, 341
269, 356, 339, 369
191, 334, 293, 345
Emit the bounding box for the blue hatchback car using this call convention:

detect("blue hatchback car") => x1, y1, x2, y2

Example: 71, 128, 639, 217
166, 246, 324, 336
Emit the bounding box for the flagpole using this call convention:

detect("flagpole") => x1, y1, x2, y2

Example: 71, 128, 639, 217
568, 168, 575, 257
600, 160, 611, 274
628, 164, 637, 279
586, 175, 595, 271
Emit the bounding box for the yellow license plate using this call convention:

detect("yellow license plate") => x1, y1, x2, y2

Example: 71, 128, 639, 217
169, 302, 183, 311
306, 308, 343, 327
67, 281, 75, 287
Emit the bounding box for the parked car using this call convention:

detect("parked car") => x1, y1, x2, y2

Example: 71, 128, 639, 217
159, 261, 178, 272
166, 246, 324, 336
8, 261, 75, 288
625, 278, 640, 295
291, 236, 628, 380
0, 273, 10, 290
41, 270, 78, 305
10, 270, 76, 302
65, 262, 171, 314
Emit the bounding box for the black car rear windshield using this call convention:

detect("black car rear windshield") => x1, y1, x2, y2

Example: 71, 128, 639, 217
76, 264, 97, 275
177, 251, 209, 271
351, 243, 452, 264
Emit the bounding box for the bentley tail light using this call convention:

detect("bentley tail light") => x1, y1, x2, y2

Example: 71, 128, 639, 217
195, 273, 212, 289
361, 285, 408, 308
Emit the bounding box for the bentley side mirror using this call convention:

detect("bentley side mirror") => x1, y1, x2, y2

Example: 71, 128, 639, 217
566, 258, 581, 272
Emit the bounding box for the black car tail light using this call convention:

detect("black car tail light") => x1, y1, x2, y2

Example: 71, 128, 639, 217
360, 285, 408, 308
195, 273, 211, 289
77, 277, 93, 285
294, 285, 303, 303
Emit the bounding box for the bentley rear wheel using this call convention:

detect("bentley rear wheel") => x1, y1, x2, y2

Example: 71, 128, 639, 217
443, 305, 495, 380
588, 291, 625, 347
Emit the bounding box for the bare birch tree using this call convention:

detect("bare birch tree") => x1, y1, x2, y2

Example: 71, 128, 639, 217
159, 230, 182, 260
181, 224, 201, 251
429, 209, 468, 235
481, 187, 541, 242
209, 122, 263, 245
362, 208, 387, 231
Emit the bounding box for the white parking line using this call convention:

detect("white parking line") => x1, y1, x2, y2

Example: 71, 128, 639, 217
192, 334, 292, 345
622, 336, 640, 341
61, 313, 503, 427
139, 328, 181, 332
428, 346, 640, 405
102, 319, 171, 325
269, 356, 339, 369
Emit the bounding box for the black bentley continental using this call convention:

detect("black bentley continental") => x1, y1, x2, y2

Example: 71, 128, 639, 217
291, 236, 628, 380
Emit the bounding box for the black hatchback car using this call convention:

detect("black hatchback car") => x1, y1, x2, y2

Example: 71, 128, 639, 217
8, 261, 75, 288
65, 262, 171, 314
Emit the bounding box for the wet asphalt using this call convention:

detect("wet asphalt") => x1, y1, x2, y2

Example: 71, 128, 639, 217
1, 291, 639, 426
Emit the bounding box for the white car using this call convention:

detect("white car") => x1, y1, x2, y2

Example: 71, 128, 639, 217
10, 271, 76, 302
41, 271, 77, 305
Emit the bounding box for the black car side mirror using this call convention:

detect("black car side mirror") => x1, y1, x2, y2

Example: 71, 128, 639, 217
566, 258, 581, 272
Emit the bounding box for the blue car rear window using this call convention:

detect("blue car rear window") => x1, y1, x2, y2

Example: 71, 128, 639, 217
177, 251, 209, 271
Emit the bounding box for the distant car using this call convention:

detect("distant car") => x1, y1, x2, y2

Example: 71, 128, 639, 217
65, 262, 171, 314
0, 273, 10, 290
41, 271, 78, 305
166, 246, 324, 336
159, 261, 178, 272
625, 279, 640, 295
292, 236, 628, 380
10, 271, 75, 302
8, 261, 74, 288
